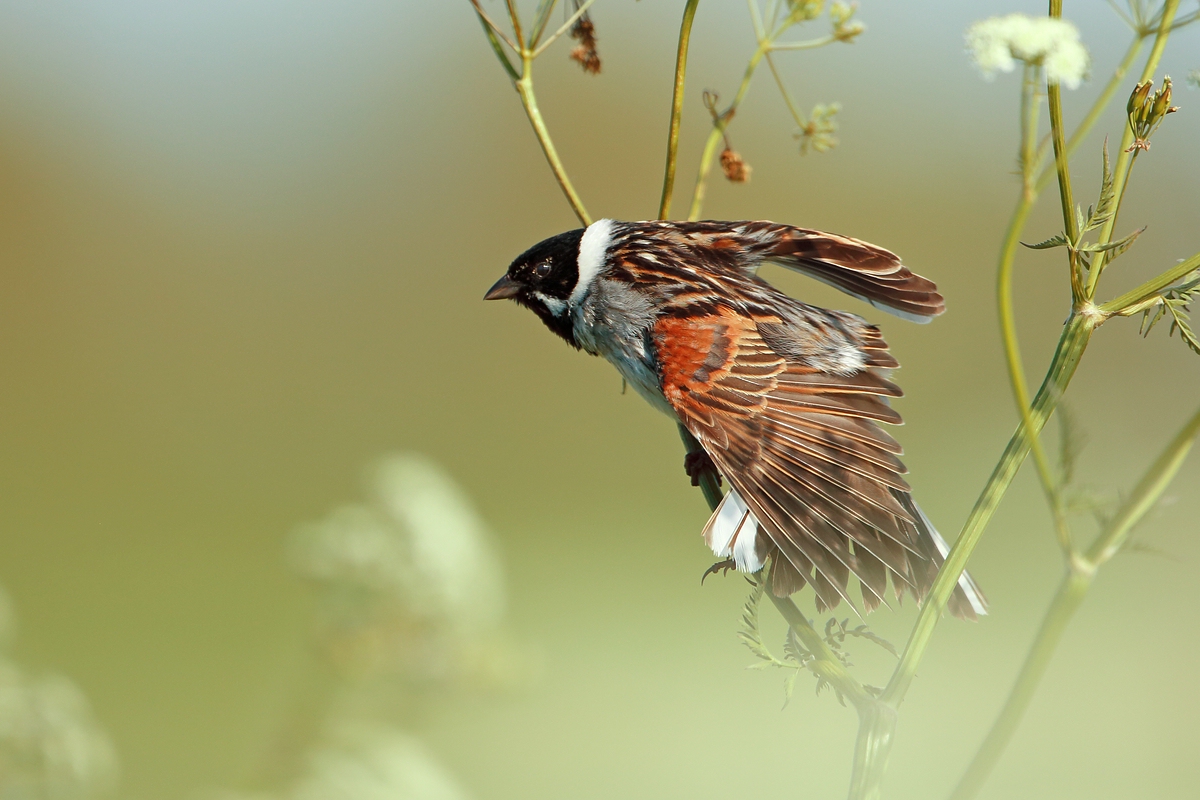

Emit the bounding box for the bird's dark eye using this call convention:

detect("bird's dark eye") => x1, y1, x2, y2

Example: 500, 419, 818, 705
534, 261, 553, 278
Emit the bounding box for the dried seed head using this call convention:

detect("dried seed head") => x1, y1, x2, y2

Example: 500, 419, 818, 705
720, 148, 752, 183
569, 13, 601, 75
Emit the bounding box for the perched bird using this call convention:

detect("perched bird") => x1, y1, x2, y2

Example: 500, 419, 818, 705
484, 219, 985, 619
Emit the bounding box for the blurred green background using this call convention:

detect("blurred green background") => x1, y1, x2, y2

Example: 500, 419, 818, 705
1, 1, 1198, 798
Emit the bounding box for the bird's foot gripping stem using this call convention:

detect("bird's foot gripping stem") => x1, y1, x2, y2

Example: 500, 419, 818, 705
684, 450, 722, 488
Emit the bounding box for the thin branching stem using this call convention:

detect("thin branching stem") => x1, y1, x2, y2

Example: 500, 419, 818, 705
531, 0, 597, 59
770, 35, 837, 50
687, 10, 835, 220
1085, 405, 1200, 564
472, 4, 521, 79
469, 0, 520, 52
884, 312, 1096, 706
1034, 34, 1143, 193
747, 0, 765, 40
765, 52, 808, 129
659, 0, 702, 220
1046, 4, 1080, 295
1101, 250, 1200, 316
947, 570, 1090, 800
998, 64, 1074, 555
950, 404, 1200, 799
766, 592, 871, 708
688, 41, 769, 220
529, 0, 559, 49
898, 0, 1184, 684
504, 0, 525, 47
515, 54, 593, 225
1087, 0, 1180, 296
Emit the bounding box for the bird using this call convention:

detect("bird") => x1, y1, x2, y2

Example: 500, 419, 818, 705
484, 219, 985, 619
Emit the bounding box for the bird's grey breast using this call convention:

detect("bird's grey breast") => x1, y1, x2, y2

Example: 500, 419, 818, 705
571, 278, 675, 416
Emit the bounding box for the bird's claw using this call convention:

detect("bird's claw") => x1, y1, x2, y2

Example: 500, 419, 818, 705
701, 558, 737, 585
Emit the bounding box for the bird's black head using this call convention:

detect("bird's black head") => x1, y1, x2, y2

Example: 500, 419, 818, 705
484, 228, 585, 347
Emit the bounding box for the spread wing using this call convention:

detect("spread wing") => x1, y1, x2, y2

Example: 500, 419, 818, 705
665, 220, 945, 323
655, 307, 982, 618
759, 225, 945, 323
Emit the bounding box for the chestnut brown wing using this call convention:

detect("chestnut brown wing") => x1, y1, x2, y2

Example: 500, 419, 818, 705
655, 308, 978, 617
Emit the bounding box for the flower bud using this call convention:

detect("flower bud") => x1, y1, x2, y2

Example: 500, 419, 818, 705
1151, 76, 1177, 120
1128, 80, 1152, 116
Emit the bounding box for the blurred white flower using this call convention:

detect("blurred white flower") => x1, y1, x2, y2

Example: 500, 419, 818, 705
290, 727, 468, 800
291, 452, 505, 635
966, 14, 1089, 89
0, 660, 119, 800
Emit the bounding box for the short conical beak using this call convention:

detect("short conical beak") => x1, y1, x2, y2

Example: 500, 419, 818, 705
484, 274, 521, 301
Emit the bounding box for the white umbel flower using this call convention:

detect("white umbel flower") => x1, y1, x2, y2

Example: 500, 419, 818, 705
966, 14, 1090, 89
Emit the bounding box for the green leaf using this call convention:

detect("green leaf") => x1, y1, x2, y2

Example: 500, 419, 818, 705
1022, 233, 1069, 250
1139, 275, 1200, 356
1085, 141, 1116, 233
783, 628, 811, 666
1165, 300, 1200, 355
1056, 406, 1086, 489
1078, 227, 1145, 257
782, 670, 798, 709
845, 625, 899, 658
737, 578, 776, 663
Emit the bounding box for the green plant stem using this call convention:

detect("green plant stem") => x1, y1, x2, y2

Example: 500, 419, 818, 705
1033, 33, 1143, 193
765, 51, 808, 130
947, 570, 1090, 800
766, 592, 871, 708
770, 35, 836, 50
998, 64, 1073, 556
1086, 404, 1200, 564
504, 0, 524, 46
659, 0, 701, 220
949, 403, 1200, 800
678, 425, 723, 511
515, 54, 592, 226
1087, 0, 1180, 296
839, 314, 1096, 796
884, 313, 1096, 707
847, 703, 899, 800
1101, 250, 1200, 316
529, 0, 559, 49
473, 5, 520, 80
530, 0, 597, 59
688, 41, 769, 220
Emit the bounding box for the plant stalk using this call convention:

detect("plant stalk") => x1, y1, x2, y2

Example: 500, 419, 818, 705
1087, 0, 1180, 296
516, 55, 593, 226
1000, 64, 1074, 555
688, 41, 768, 220
1100, 250, 1200, 316
659, 0, 701, 220
949, 403, 1200, 799
1034, 34, 1143, 193
883, 312, 1096, 707
947, 569, 1091, 800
